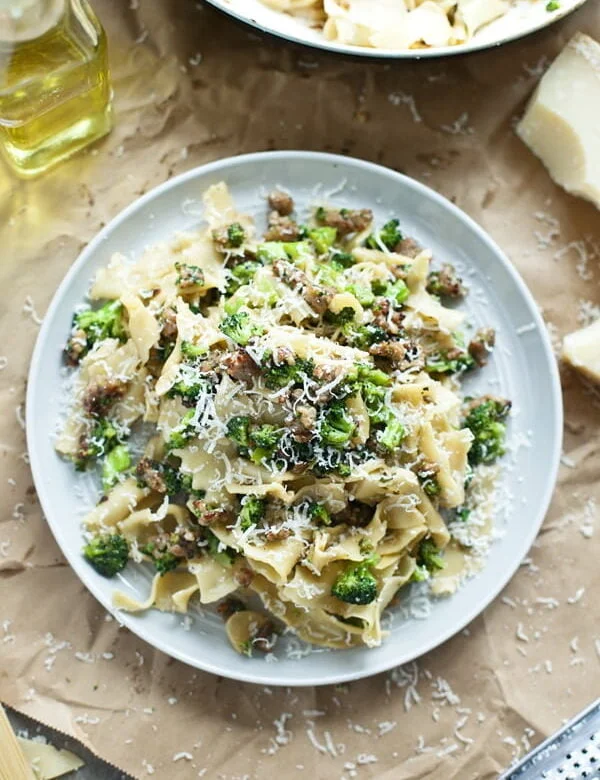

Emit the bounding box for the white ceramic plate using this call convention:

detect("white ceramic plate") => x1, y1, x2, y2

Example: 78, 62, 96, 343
206, 0, 587, 58
27, 151, 562, 686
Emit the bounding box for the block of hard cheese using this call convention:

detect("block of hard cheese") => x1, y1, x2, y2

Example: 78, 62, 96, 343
517, 32, 600, 210
562, 319, 600, 383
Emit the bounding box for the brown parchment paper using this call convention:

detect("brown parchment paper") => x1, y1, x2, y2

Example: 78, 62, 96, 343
1, 1, 600, 777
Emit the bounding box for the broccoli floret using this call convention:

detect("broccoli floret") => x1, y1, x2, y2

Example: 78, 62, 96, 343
101, 444, 131, 492
308, 226, 337, 254
261, 354, 314, 390
307, 501, 331, 525
331, 555, 379, 605
205, 529, 236, 567
422, 478, 441, 497
180, 341, 207, 360
386, 279, 410, 305
249, 424, 281, 450
411, 565, 430, 582
344, 284, 374, 308
462, 396, 511, 465
219, 311, 263, 346
140, 544, 181, 576
175, 262, 205, 290
74, 419, 118, 469
256, 242, 288, 263
331, 251, 355, 270
320, 400, 356, 449
83, 533, 129, 578
416, 538, 445, 572
239, 496, 267, 531
66, 300, 126, 363
227, 222, 246, 248
226, 415, 250, 449
167, 409, 196, 450
226, 260, 262, 295
281, 241, 314, 263
377, 417, 405, 451
344, 323, 387, 349
325, 306, 357, 326
167, 370, 205, 405
425, 350, 475, 376
365, 218, 402, 251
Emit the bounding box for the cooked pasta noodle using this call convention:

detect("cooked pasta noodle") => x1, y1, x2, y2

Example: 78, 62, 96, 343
259, 0, 511, 50
58, 183, 510, 655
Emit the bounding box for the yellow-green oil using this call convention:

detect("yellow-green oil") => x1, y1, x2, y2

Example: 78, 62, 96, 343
0, 1, 112, 177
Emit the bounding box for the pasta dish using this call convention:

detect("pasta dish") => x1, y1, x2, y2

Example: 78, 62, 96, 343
259, 0, 517, 51
57, 183, 511, 655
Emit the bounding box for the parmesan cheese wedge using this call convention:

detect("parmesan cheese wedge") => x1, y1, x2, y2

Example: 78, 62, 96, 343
517, 32, 600, 210
562, 318, 600, 383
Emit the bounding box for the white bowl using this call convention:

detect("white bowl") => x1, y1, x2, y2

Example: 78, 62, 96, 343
205, 0, 588, 59
27, 151, 562, 686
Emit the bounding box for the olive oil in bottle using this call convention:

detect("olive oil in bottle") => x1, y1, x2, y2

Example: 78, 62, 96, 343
0, 0, 113, 177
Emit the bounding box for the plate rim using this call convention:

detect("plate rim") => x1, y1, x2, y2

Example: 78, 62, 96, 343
26, 150, 563, 686
203, 0, 588, 60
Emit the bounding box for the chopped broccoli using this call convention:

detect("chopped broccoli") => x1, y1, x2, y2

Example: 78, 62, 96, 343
320, 400, 356, 448
226, 415, 250, 449
256, 242, 288, 263
248, 424, 281, 464
308, 226, 337, 254
386, 279, 410, 305
74, 418, 122, 469
416, 538, 445, 572
167, 369, 206, 405
101, 444, 131, 492
167, 409, 196, 450
365, 219, 402, 251
344, 323, 387, 349
239, 496, 267, 531
377, 417, 405, 451
462, 396, 511, 465
425, 350, 475, 376
422, 478, 441, 497
281, 240, 314, 263
325, 306, 357, 326
83, 533, 129, 578
180, 340, 207, 360
331, 251, 356, 270
66, 300, 126, 363
175, 262, 205, 289
249, 424, 281, 450
331, 555, 379, 605
411, 565, 430, 583
307, 501, 331, 525
226, 260, 262, 295
140, 544, 181, 576
205, 529, 236, 567
315, 262, 343, 290
227, 222, 246, 248
261, 353, 314, 389
219, 311, 263, 346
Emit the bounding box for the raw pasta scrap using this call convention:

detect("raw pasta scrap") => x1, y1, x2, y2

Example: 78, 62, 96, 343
57, 184, 510, 654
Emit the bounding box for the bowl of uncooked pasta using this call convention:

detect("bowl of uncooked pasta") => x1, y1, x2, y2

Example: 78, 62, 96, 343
27, 151, 561, 685
205, 0, 588, 57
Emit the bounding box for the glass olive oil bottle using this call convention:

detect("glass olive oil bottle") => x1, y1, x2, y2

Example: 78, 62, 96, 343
0, 0, 112, 177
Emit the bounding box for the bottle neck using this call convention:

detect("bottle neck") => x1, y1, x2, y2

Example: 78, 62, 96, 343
0, 0, 66, 42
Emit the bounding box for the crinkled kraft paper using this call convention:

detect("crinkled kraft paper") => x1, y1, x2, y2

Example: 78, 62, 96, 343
0, 1, 599, 778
